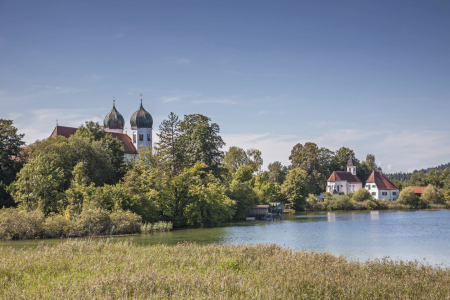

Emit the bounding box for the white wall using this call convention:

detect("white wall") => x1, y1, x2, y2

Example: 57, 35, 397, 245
132, 128, 152, 151
327, 181, 363, 195
365, 183, 399, 200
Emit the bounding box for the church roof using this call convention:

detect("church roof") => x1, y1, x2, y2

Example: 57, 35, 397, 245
50, 125, 77, 138
327, 171, 361, 183
366, 171, 398, 190
50, 125, 137, 154
347, 157, 355, 166
130, 100, 153, 129
104, 101, 125, 130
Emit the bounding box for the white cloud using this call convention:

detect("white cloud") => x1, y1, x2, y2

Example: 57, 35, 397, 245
13, 108, 104, 144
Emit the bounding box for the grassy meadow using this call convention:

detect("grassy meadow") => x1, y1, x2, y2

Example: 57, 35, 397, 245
1, 240, 450, 299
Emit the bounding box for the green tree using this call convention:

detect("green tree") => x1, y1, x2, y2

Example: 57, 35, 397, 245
226, 181, 258, 220
0, 119, 26, 208
30, 134, 116, 189
330, 147, 357, 172
266, 161, 288, 185
281, 168, 311, 210
12, 155, 65, 214
397, 187, 420, 208
155, 112, 185, 174
223, 146, 263, 173
288, 142, 332, 194
180, 114, 225, 177
420, 184, 440, 204
352, 188, 371, 202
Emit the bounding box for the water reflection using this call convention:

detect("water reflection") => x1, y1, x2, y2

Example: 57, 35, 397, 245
327, 212, 336, 222
370, 211, 380, 220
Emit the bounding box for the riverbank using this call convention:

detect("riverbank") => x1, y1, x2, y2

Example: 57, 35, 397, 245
0, 239, 449, 299
308, 199, 450, 211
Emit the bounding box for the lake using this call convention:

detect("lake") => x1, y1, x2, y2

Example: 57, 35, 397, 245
2, 209, 450, 266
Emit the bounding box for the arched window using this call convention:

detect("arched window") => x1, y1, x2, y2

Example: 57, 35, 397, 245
133, 133, 136, 143
147, 133, 151, 141
139, 134, 143, 141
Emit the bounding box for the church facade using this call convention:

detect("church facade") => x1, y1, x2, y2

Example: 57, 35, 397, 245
50, 98, 153, 157
326, 158, 363, 195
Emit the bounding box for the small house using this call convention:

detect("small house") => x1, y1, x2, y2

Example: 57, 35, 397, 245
365, 171, 399, 201
409, 186, 427, 197
247, 205, 269, 217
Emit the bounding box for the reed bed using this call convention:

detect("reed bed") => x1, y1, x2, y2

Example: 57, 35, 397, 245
1, 240, 449, 299
140, 221, 174, 233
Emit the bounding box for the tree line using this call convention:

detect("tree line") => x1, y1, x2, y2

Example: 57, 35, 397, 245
1, 114, 449, 236
387, 162, 450, 182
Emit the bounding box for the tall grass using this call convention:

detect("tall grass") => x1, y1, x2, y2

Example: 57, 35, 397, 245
0, 239, 449, 299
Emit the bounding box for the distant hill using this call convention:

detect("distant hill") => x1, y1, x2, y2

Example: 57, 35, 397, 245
386, 162, 450, 182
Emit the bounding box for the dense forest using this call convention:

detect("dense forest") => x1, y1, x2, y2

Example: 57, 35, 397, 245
1, 114, 450, 239
387, 162, 450, 182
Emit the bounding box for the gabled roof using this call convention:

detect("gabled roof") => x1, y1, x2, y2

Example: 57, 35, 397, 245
50, 126, 77, 138
409, 186, 427, 194
366, 171, 398, 190
327, 171, 361, 183
50, 126, 137, 155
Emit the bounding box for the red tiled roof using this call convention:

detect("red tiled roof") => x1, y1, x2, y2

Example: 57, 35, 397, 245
50, 126, 137, 155
327, 171, 361, 183
366, 171, 398, 190
108, 132, 138, 155
409, 186, 427, 194
50, 126, 78, 138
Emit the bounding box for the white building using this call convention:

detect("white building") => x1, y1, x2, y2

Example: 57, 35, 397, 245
326, 158, 363, 195
365, 171, 399, 200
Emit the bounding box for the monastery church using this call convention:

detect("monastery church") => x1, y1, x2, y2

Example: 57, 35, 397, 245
326, 157, 399, 201
50, 99, 153, 158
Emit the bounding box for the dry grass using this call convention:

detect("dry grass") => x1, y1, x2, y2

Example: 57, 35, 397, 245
1, 240, 450, 299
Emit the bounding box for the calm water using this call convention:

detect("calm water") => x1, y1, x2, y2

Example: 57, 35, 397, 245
2, 210, 450, 266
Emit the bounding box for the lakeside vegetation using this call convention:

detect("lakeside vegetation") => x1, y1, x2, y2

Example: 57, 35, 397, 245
1, 115, 450, 241
1, 239, 450, 299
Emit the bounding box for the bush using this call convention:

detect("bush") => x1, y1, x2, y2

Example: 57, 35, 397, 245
365, 200, 377, 210
398, 187, 420, 208
110, 210, 142, 234
140, 221, 173, 234
353, 189, 371, 202
325, 196, 354, 211
0, 208, 44, 240
75, 207, 111, 236
43, 213, 73, 238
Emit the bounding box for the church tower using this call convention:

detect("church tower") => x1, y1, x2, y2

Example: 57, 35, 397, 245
130, 98, 153, 151
347, 157, 356, 175
104, 99, 125, 134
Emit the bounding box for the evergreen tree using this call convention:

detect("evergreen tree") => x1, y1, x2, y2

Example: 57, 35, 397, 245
155, 112, 184, 174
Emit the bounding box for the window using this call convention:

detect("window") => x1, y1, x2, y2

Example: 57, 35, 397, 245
147, 133, 151, 142
372, 192, 376, 196
139, 134, 143, 141
382, 192, 387, 196
372, 185, 376, 188
133, 133, 136, 143
368, 185, 371, 190
393, 192, 397, 195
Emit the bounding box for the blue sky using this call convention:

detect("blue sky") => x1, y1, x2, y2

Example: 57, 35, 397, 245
1, 0, 449, 173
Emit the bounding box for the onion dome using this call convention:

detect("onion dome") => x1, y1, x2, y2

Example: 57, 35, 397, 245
104, 100, 125, 130
130, 99, 153, 129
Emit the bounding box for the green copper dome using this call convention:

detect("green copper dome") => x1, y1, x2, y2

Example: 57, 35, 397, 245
130, 100, 153, 129
104, 100, 125, 130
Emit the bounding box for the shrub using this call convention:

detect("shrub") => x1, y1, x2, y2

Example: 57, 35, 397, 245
110, 210, 142, 234
365, 200, 378, 210
421, 185, 441, 204
0, 208, 44, 240
43, 213, 73, 238
398, 187, 420, 208
75, 207, 111, 236
325, 196, 354, 211
353, 189, 371, 202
